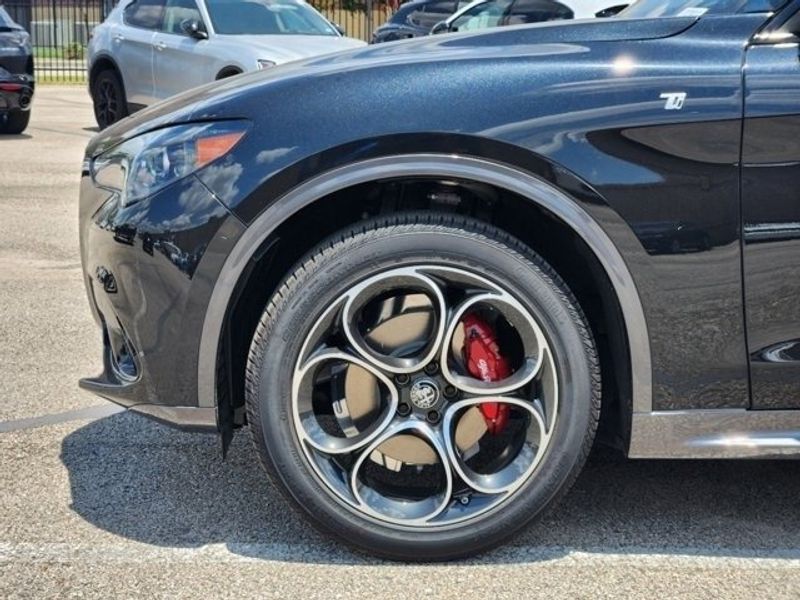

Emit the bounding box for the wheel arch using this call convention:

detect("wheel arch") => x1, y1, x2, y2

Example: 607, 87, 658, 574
89, 53, 125, 93
199, 154, 652, 452
216, 66, 243, 80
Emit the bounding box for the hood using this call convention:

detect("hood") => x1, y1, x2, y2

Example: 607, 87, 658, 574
215, 33, 366, 63
86, 16, 696, 156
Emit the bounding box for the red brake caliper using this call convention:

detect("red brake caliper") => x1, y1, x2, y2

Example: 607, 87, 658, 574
461, 313, 511, 435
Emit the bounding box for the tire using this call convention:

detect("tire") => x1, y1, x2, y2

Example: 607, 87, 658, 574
246, 212, 600, 561
92, 69, 128, 130
216, 68, 241, 80
1, 109, 30, 135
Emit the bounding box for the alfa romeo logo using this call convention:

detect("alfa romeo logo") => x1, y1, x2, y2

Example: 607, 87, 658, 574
409, 379, 439, 410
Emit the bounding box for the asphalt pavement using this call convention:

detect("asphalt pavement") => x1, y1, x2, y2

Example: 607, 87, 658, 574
1, 86, 799, 599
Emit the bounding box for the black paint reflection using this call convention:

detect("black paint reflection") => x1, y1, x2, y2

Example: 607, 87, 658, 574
92, 176, 226, 278
743, 44, 800, 410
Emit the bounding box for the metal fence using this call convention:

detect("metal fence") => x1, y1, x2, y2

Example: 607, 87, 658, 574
2, 0, 393, 82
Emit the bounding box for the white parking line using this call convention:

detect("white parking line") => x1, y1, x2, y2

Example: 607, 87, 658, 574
0, 405, 125, 433
2, 543, 799, 567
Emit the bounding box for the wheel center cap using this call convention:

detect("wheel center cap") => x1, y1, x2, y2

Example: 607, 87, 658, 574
409, 378, 440, 410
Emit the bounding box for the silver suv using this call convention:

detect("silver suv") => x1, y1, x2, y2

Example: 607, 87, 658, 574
87, 0, 365, 129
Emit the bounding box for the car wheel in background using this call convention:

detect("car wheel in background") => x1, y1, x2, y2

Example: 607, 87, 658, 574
92, 69, 128, 130
245, 213, 600, 560
216, 68, 242, 80
1, 109, 30, 134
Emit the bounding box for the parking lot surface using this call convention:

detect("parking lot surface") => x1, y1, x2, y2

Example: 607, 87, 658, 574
1, 86, 800, 599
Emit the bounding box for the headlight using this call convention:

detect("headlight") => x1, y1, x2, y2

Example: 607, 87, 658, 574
91, 121, 248, 207
10, 32, 28, 46
257, 59, 276, 69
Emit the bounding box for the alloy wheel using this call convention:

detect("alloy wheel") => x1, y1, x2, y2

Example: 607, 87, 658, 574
290, 265, 559, 527
96, 79, 118, 127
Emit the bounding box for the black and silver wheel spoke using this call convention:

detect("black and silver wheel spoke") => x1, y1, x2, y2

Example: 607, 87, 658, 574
96, 80, 117, 126
291, 265, 559, 527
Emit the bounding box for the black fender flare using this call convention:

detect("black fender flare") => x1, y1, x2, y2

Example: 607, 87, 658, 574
88, 53, 125, 91
196, 154, 653, 415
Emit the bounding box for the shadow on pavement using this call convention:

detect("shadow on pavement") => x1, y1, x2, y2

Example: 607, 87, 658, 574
61, 411, 800, 564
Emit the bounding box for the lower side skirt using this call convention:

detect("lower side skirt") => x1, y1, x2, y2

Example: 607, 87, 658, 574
629, 409, 800, 459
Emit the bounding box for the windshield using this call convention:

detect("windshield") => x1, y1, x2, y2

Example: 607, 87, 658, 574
450, 0, 573, 31
0, 6, 21, 29
621, 0, 789, 18
205, 0, 338, 35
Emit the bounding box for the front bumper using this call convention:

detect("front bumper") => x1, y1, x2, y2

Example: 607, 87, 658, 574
78, 160, 240, 432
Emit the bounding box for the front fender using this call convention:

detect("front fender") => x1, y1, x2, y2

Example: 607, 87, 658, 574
196, 153, 652, 420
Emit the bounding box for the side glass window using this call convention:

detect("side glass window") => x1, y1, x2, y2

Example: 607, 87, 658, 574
124, 0, 167, 29
162, 0, 203, 34
390, 4, 416, 25
418, 1, 454, 28
451, 0, 512, 31
505, 0, 572, 26
407, 7, 426, 26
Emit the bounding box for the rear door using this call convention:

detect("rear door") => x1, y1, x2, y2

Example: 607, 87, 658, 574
117, 0, 164, 105
152, 0, 211, 100
742, 8, 800, 409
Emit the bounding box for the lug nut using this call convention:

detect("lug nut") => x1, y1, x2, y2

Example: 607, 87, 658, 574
443, 385, 458, 398
397, 403, 411, 416
426, 410, 440, 424
424, 362, 439, 375
396, 374, 410, 386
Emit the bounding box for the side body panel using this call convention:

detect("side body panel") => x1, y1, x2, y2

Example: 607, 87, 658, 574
80, 16, 768, 428
742, 42, 800, 409
152, 31, 212, 99
114, 21, 157, 105
191, 16, 762, 412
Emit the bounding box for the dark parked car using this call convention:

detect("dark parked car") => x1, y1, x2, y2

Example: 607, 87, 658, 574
431, 0, 627, 34
372, 0, 625, 42
80, 0, 800, 561
372, 0, 467, 43
0, 5, 33, 134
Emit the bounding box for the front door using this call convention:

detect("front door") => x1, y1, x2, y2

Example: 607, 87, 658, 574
117, 0, 164, 105
152, 0, 210, 100
742, 13, 800, 409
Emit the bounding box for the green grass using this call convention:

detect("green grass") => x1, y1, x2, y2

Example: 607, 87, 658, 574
34, 46, 65, 59
34, 45, 86, 60
36, 76, 87, 84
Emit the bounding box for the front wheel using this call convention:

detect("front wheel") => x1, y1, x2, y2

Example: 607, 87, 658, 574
92, 69, 128, 130
246, 213, 600, 560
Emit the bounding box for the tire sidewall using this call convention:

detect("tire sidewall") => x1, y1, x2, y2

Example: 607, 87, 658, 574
250, 224, 595, 560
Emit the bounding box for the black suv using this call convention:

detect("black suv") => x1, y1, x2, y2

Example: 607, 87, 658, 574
0, 5, 33, 134
80, 0, 800, 561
